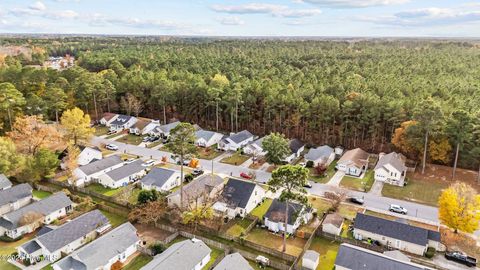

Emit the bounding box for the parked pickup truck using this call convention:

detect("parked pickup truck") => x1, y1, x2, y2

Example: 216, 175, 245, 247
445, 251, 477, 267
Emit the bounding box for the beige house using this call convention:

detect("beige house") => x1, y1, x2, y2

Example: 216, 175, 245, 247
167, 174, 225, 208
336, 148, 369, 177
322, 213, 344, 236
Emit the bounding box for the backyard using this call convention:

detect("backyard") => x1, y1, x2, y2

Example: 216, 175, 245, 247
100, 210, 128, 227
308, 237, 340, 270
220, 152, 250, 166
86, 183, 126, 197
33, 190, 52, 199
116, 134, 145, 145
381, 177, 448, 206
250, 198, 273, 219
196, 146, 223, 160
202, 247, 224, 270
339, 170, 375, 192
225, 218, 253, 237
122, 254, 153, 270
309, 161, 338, 184
245, 228, 307, 256
0, 232, 37, 270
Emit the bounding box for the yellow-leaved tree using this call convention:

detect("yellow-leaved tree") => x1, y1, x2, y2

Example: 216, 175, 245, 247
60, 107, 95, 145
439, 182, 480, 233
429, 137, 452, 164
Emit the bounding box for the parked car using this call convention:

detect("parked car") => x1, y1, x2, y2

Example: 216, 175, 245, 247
303, 182, 312, 188
192, 169, 204, 177
445, 251, 477, 267
142, 160, 155, 167
124, 158, 135, 164
349, 197, 365, 205
105, 144, 118, 150
240, 172, 252, 179
389, 204, 408, 215
106, 130, 117, 135
142, 137, 152, 142
176, 159, 190, 166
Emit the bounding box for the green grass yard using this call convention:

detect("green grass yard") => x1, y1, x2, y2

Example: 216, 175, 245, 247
33, 190, 52, 199
128, 188, 142, 205
220, 152, 250, 166
340, 170, 375, 192
250, 199, 272, 219
201, 247, 223, 270
225, 218, 253, 237
86, 183, 126, 197
100, 210, 128, 228
146, 140, 163, 149
195, 146, 222, 160
123, 254, 153, 270
308, 237, 340, 270
309, 161, 338, 184
245, 228, 307, 256
94, 126, 109, 136
381, 178, 448, 206
117, 134, 146, 145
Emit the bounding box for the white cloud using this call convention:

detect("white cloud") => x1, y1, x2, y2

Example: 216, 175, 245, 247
211, 3, 321, 18
29, 1, 46, 11
217, 16, 245, 25
300, 0, 409, 8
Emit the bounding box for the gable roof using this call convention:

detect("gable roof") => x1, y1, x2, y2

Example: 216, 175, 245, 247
78, 155, 123, 176
132, 118, 151, 130
335, 244, 433, 270
264, 199, 307, 225
22, 210, 109, 254
323, 213, 344, 228
0, 174, 12, 189
0, 183, 32, 206
338, 148, 369, 168
196, 129, 221, 142
101, 112, 117, 122
141, 167, 178, 188
221, 178, 258, 209
53, 222, 139, 270
375, 152, 407, 173
110, 114, 135, 126
103, 160, 145, 182
289, 139, 305, 154
141, 239, 211, 270
0, 192, 72, 230
248, 137, 265, 149
304, 145, 334, 161
303, 250, 320, 263
159, 121, 181, 133
169, 174, 224, 204
213, 252, 253, 270
227, 130, 254, 144
353, 213, 440, 246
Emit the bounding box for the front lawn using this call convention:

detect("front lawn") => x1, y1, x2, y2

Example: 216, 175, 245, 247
226, 219, 253, 237
381, 177, 448, 206
123, 254, 153, 270
250, 199, 273, 219
94, 126, 109, 136
309, 161, 337, 184
85, 183, 126, 197
245, 228, 307, 256
33, 190, 52, 199
339, 170, 374, 192
196, 146, 223, 160
308, 237, 340, 270
308, 196, 332, 214
202, 247, 223, 270
308, 196, 363, 220
100, 210, 128, 228
220, 152, 250, 166
117, 134, 146, 145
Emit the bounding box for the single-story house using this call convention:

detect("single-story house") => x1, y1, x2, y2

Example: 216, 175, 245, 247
213, 252, 253, 270
0, 192, 73, 239
99, 112, 118, 126
336, 148, 369, 177
60, 145, 103, 170
167, 174, 225, 208
217, 130, 254, 151
304, 145, 335, 167
374, 152, 407, 186
97, 160, 146, 189
150, 121, 181, 138
108, 114, 138, 132
302, 250, 320, 270
264, 199, 313, 235
73, 155, 124, 187
140, 167, 181, 192
0, 174, 12, 190
53, 222, 140, 270
0, 183, 33, 216
322, 213, 344, 236
195, 129, 224, 148
284, 139, 305, 164
353, 213, 443, 256
141, 239, 211, 270
335, 243, 434, 270
243, 137, 266, 156
213, 178, 265, 219
129, 118, 160, 135
18, 210, 110, 262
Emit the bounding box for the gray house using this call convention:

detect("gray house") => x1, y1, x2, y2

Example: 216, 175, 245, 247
97, 160, 146, 189
304, 145, 335, 167
217, 130, 254, 151
0, 174, 12, 190
140, 167, 181, 192
213, 252, 253, 270
0, 183, 33, 216
73, 155, 124, 187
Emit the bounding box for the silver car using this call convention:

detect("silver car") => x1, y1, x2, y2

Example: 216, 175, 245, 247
389, 204, 408, 215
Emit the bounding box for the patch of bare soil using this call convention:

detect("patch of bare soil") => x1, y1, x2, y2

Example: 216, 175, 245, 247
409, 164, 480, 192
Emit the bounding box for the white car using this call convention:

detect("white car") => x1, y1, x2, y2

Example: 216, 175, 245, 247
389, 204, 408, 215
105, 144, 118, 150
142, 160, 155, 167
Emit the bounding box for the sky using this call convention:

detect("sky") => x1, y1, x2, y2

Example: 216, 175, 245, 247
0, 0, 479, 37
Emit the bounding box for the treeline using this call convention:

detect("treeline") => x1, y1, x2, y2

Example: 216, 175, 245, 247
0, 37, 479, 171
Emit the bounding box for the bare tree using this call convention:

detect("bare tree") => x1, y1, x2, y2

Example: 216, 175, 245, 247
120, 93, 143, 116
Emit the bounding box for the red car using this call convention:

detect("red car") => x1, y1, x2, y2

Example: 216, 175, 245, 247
240, 172, 252, 179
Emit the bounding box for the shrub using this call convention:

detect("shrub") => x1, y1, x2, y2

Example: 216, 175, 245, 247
138, 189, 158, 204
150, 243, 166, 255
184, 174, 194, 182
425, 247, 435, 258
306, 160, 314, 168
0, 235, 23, 242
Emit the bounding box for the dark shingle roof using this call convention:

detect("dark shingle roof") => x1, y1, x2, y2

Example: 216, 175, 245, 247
264, 199, 306, 225
228, 130, 253, 144
354, 213, 439, 246
289, 139, 305, 154
22, 240, 42, 254
141, 167, 178, 188
305, 145, 333, 161
0, 174, 12, 189
104, 160, 145, 182
110, 114, 134, 126
335, 244, 433, 270
0, 183, 32, 206
222, 178, 257, 209
78, 155, 123, 176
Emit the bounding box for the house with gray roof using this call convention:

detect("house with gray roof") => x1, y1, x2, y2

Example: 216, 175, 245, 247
264, 199, 313, 234
0, 183, 33, 216
141, 239, 211, 270
73, 155, 124, 187
108, 114, 137, 132
53, 222, 140, 270
18, 210, 110, 262
0, 192, 73, 239
218, 130, 254, 151
302, 250, 320, 270
97, 159, 146, 189
167, 174, 225, 208
304, 145, 335, 167
150, 120, 180, 138
213, 252, 253, 270
213, 178, 265, 219
140, 167, 181, 192
374, 152, 407, 186
353, 213, 443, 256
195, 129, 224, 148
243, 136, 266, 156
284, 139, 306, 163
0, 174, 12, 190
335, 244, 434, 270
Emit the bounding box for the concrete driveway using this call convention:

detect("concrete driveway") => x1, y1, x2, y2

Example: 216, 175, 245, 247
327, 171, 345, 186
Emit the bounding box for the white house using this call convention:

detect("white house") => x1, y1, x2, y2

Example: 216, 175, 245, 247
99, 112, 119, 126
73, 155, 124, 187
129, 118, 160, 135
264, 199, 313, 235
97, 160, 146, 189
0, 174, 12, 190
141, 239, 211, 270
195, 129, 224, 148
322, 213, 344, 236
18, 210, 110, 262
150, 121, 180, 138
0, 183, 33, 216
243, 137, 266, 157
374, 152, 407, 186
302, 250, 320, 270
217, 130, 254, 151
284, 139, 305, 164
213, 178, 265, 219
140, 167, 181, 192
304, 145, 335, 167
0, 192, 73, 239
108, 114, 137, 132
77, 146, 102, 166
336, 148, 369, 177
53, 222, 140, 270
